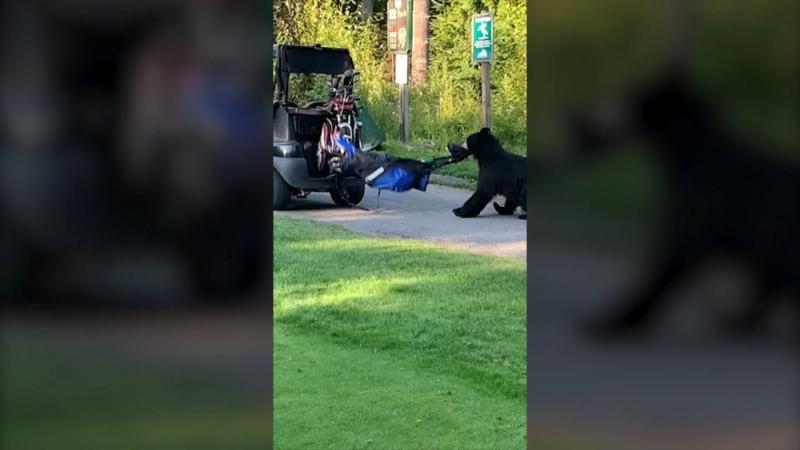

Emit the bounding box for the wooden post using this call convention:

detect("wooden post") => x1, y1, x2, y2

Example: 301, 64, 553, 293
666, 0, 696, 67
480, 61, 491, 128
388, 1, 412, 141
362, 0, 374, 20
400, 83, 410, 142
411, 0, 429, 86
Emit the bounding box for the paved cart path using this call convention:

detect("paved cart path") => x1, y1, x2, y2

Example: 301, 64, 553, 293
274, 183, 527, 261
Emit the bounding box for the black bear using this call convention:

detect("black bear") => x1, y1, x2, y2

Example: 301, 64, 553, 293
571, 69, 800, 337
449, 128, 527, 219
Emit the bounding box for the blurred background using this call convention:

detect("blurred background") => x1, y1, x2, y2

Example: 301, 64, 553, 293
1, 0, 273, 448
526, 0, 798, 449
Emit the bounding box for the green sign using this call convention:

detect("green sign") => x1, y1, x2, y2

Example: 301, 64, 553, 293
471, 13, 494, 63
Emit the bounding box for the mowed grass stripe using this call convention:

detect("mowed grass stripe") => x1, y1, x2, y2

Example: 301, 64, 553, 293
274, 216, 526, 400
274, 326, 526, 450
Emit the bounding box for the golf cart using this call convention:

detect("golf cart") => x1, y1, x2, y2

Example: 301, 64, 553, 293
272, 44, 383, 210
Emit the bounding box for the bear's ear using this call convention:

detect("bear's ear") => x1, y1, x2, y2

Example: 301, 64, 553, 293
480, 127, 491, 136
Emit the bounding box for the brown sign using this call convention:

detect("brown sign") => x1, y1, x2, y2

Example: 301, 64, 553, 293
387, 0, 409, 52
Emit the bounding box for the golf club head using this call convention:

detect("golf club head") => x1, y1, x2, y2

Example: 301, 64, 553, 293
447, 143, 470, 161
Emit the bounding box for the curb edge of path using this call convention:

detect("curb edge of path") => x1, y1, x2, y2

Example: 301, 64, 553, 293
429, 174, 476, 190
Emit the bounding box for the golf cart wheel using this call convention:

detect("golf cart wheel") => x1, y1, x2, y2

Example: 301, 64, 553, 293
330, 181, 365, 206
273, 169, 292, 210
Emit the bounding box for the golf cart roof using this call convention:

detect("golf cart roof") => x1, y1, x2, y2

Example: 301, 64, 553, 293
273, 44, 354, 75
273, 44, 356, 105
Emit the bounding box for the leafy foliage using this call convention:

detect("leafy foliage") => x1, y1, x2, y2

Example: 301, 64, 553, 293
273, 0, 528, 149
421, 0, 527, 145
526, 0, 799, 155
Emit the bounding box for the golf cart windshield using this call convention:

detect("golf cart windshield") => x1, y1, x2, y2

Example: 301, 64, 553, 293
272, 44, 384, 151
274, 45, 354, 104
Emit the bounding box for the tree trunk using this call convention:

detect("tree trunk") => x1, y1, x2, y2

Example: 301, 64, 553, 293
665, 0, 696, 68
411, 0, 429, 86
362, 0, 374, 20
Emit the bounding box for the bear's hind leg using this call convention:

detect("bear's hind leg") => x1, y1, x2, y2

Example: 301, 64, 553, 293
518, 185, 527, 220
454, 190, 493, 218
493, 201, 517, 215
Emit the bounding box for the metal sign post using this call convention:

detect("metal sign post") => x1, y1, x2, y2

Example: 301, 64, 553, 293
472, 12, 494, 128
388, 0, 412, 142
395, 53, 410, 142
480, 59, 491, 129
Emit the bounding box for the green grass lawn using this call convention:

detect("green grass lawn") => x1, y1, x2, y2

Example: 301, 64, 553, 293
274, 217, 527, 449
1, 339, 271, 450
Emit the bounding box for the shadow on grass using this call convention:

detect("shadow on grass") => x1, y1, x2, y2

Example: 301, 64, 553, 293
274, 217, 526, 400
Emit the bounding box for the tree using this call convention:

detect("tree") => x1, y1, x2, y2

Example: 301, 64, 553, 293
411, 0, 429, 86
362, 0, 374, 20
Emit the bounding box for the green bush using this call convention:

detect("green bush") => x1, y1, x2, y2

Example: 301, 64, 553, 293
273, 0, 528, 150
421, 0, 527, 147
526, 0, 799, 155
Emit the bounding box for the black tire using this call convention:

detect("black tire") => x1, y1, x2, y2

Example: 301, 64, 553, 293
330, 180, 365, 206
273, 169, 292, 210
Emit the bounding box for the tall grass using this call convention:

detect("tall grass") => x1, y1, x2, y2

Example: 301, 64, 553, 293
273, 0, 528, 149
418, 0, 527, 146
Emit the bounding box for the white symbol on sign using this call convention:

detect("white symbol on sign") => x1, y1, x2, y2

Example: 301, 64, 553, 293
477, 49, 489, 59
478, 22, 489, 39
